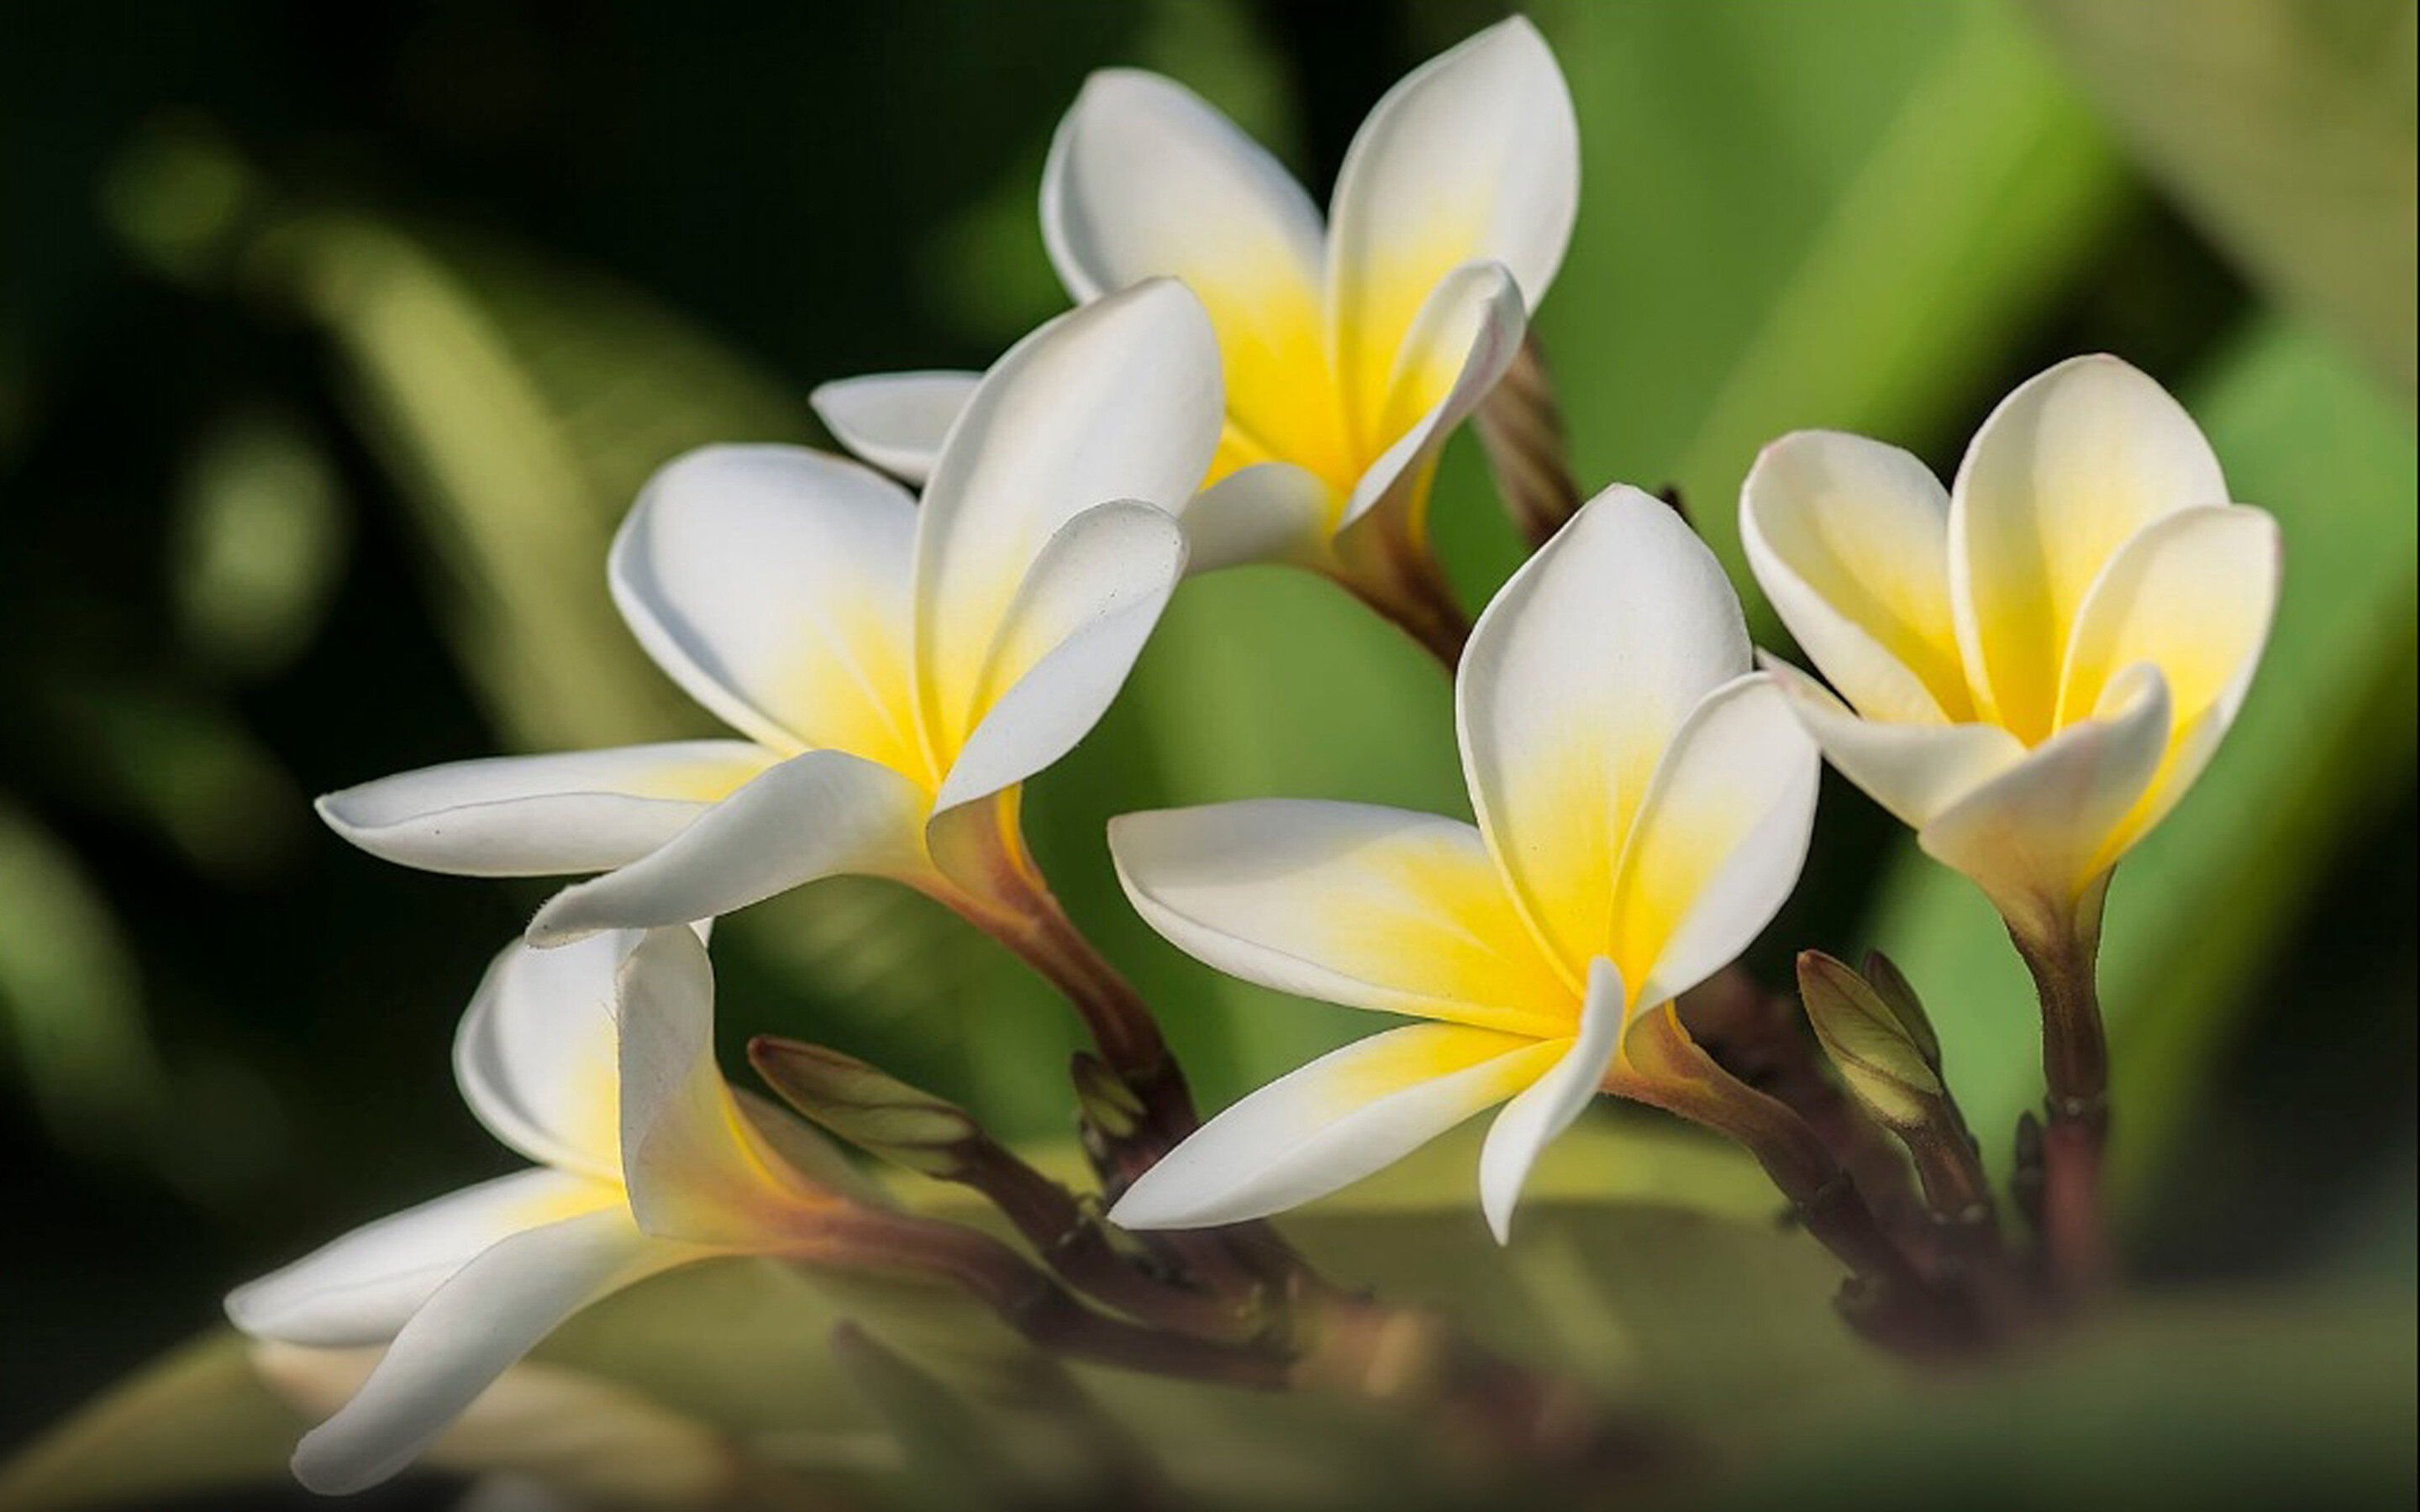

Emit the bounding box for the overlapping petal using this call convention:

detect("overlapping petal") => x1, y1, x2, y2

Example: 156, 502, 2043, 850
1949, 354, 2228, 742
1339, 260, 1527, 532
316, 743, 776, 878
1110, 799, 1574, 1037
934, 501, 1189, 815
1325, 17, 1577, 422
454, 932, 636, 1180
1742, 430, 1969, 723
224, 1169, 620, 1350
1107, 1022, 1560, 1230
613, 927, 838, 1243
913, 281, 1223, 749
808, 371, 979, 485
1607, 676, 1820, 1011
612, 444, 923, 772
286, 1210, 701, 1496
1763, 660, 2027, 832
1458, 486, 1751, 970
1918, 664, 2175, 933
1476, 958, 1625, 1242
525, 752, 930, 945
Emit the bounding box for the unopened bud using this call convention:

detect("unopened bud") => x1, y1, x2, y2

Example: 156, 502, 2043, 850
1797, 951, 1943, 1131
1070, 1053, 1145, 1140
1858, 948, 1942, 1070
748, 1037, 980, 1179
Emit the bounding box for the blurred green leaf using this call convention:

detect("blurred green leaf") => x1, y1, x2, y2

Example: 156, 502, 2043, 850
1865, 320, 2418, 1184
0, 800, 168, 1157
1524, 0, 2128, 631
2029, 0, 2419, 396
0, 1336, 297, 1512
171, 407, 350, 680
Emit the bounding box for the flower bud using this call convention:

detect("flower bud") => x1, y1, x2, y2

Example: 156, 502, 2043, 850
748, 1037, 981, 1179
1857, 948, 1941, 1071
1797, 951, 1944, 1131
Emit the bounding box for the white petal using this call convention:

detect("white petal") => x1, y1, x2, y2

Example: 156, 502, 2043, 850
1765, 658, 2027, 831
1338, 260, 1527, 532
1107, 1022, 1560, 1230
455, 933, 639, 1179
1949, 354, 2228, 742
1608, 676, 1819, 1010
225, 1169, 618, 1349
1457, 486, 1751, 973
809, 371, 981, 485
525, 751, 930, 945
317, 743, 776, 878
1041, 68, 1333, 475
2062, 505, 2281, 855
1109, 800, 1574, 1038
1918, 664, 2174, 932
287, 1210, 699, 1495
1180, 462, 1331, 572
613, 444, 923, 771
1477, 958, 1625, 1243
932, 501, 1187, 815
614, 927, 834, 1243
1043, 68, 1323, 306
914, 282, 1224, 751
1327, 17, 1577, 420
1739, 431, 1968, 723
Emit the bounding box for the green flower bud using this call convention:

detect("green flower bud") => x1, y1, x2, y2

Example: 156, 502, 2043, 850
748, 1037, 980, 1178
1797, 951, 1943, 1131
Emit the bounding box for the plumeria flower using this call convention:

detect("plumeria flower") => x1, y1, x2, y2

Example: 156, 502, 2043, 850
226, 927, 875, 1494
314, 281, 1219, 943
815, 18, 1578, 650
1739, 354, 2281, 943
1103, 487, 1820, 1242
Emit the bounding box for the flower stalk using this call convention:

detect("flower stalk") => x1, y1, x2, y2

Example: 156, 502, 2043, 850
2007, 874, 2115, 1299
1472, 332, 1584, 549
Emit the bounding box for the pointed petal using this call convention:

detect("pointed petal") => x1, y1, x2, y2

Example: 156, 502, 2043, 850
1180, 461, 1331, 572
225, 1169, 619, 1349
454, 933, 638, 1180
1949, 355, 2228, 742
809, 371, 981, 485
1477, 958, 1624, 1243
1107, 1023, 1559, 1230
2062, 504, 2281, 855
1458, 486, 1751, 973
1327, 17, 1577, 423
1740, 431, 1969, 723
1918, 664, 2174, 932
525, 751, 930, 945
932, 501, 1187, 815
1042, 69, 1345, 488
1608, 676, 1819, 1010
1765, 658, 2027, 831
317, 743, 776, 878
613, 445, 923, 771
914, 283, 1223, 749
1338, 260, 1527, 532
1109, 800, 1574, 1037
614, 927, 836, 1244
287, 1210, 700, 1495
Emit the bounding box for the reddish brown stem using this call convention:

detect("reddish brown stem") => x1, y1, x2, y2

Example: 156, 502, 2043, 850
2008, 876, 2115, 1300
1471, 332, 1583, 550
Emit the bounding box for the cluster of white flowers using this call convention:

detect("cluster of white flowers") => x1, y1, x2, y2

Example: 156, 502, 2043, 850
230, 18, 2279, 1495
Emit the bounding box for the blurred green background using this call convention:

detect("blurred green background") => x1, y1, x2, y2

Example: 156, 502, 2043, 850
1, 0, 2412, 1508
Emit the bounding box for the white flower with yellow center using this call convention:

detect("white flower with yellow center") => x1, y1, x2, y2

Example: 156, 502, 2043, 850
814, 18, 1577, 638
227, 927, 868, 1494
313, 281, 1220, 941
1102, 487, 1819, 1242
1739, 354, 2281, 942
